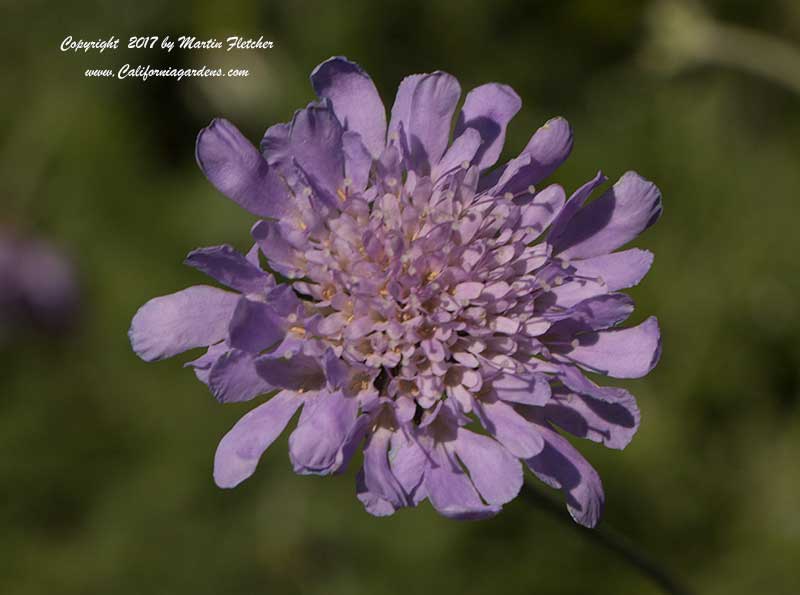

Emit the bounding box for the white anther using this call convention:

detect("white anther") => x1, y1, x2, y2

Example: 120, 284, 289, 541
461, 160, 470, 170
302, 187, 312, 197
570, 339, 580, 349
386, 177, 398, 187
560, 259, 570, 269
503, 192, 514, 201
554, 276, 564, 285
528, 185, 536, 194
343, 177, 352, 187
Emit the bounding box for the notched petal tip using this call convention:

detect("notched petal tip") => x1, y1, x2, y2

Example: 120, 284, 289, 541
534, 115, 573, 147
310, 55, 366, 81
553, 168, 663, 259
195, 117, 236, 168
525, 424, 605, 527
544, 115, 571, 129
455, 82, 522, 170
621, 169, 663, 200
196, 118, 289, 218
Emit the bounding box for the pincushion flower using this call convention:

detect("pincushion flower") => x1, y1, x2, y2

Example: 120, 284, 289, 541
129, 57, 662, 525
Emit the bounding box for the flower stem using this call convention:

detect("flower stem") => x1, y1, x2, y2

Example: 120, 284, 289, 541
644, 0, 800, 97
520, 483, 694, 595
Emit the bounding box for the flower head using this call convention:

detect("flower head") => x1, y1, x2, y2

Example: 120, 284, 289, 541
130, 57, 662, 524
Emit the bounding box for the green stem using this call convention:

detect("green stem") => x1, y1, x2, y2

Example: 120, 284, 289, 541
645, 0, 800, 97
520, 483, 694, 595
704, 21, 800, 96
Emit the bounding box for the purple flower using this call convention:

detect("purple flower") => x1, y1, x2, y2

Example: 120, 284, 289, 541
129, 57, 662, 525
0, 227, 80, 340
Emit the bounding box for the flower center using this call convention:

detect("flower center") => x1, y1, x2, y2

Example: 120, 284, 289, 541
278, 170, 555, 412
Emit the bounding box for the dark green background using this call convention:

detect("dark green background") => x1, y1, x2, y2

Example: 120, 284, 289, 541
2, 1, 799, 593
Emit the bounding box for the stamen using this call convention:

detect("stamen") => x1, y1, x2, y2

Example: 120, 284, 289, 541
503, 192, 514, 200
528, 185, 536, 194
337, 188, 347, 202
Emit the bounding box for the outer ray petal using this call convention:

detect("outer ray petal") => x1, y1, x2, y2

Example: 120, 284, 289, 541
311, 56, 387, 158
196, 118, 290, 218
130, 286, 238, 362
214, 391, 303, 488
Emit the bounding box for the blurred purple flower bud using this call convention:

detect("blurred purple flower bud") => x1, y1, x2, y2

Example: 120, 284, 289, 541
0, 227, 80, 339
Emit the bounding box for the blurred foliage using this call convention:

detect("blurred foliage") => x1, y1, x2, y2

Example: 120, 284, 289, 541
1, 0, 799, 594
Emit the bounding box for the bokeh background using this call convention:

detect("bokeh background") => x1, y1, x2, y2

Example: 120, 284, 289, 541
2, 0, 799, 593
